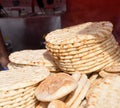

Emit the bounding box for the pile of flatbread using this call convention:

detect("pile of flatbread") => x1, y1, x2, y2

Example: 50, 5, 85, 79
0, 66, 50, 108
2, 21, 120, 108
35, 72, 91, 108
45, 21, 120, 73
35, 64, 120, 108
8, 49, 60, 72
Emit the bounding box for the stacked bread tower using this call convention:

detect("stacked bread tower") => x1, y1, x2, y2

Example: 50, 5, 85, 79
45, 21, 120, 73
0, 66, 50, 108
2, 21, 120, 108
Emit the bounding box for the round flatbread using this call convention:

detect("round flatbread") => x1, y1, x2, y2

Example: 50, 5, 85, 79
45, 21, 113, 45
104, 64, 120, 73
9, 49, 56, 67
0, 86, 35, 102
47, 34, 117, 53
0, 66, 50, 91
48, 100, 69, 108
35, 73, 77, 102
7, 62, 60, 72
7, 62, 31, 70
46, 38, 107, 50
99, 70, 119, 78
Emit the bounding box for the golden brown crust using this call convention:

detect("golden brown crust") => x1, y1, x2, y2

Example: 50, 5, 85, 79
35, 73, 77, 101
104, 63, 120, 73
48, 100, 70, 108
86, 76, 120, 108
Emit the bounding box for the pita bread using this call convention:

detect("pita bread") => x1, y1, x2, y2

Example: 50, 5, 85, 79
86, 76, 120, 108
71, 72, 82, 81
45, 21, 113, 45
99, 70, 120, 78
0, 66, 50, 91
2, 98, 37, 108
56, 48, 119, 67
0, 86, 35, 102
7, 62, 33, 70
104, 63, 120, 73
35, 73, 77, 102
53, 42, 118, 61
65, 74, 88, 106
46, 38, 107, 50
0, 90, 36, 106
56, 47, 120, 73
0, 85, 35, 99
86, 78, 103, 100
47, 34, 116, 54
89, 73, 99, 83
9, 49, 57, 67
18, 100, 37, 108
53, 42, 118, 64
48, 100, 69, 108
70, 80, 90, 108
8, 62, 60, 72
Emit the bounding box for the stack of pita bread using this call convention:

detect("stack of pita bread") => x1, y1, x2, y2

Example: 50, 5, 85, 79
45, 21, 120, 73
99, 63, 120, 77
8, 49, 60, 72
0, 66, 50, 108
2, 21, 120, 108
35, 72, 91, 108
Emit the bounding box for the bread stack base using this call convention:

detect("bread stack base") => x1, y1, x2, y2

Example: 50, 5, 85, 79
0, 66, 50, 108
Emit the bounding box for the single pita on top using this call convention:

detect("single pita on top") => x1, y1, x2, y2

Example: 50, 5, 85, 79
35, 73, 78, 102
0, 66, 50, 91
49, 35, 114, 55
45, 21, 113, 45
85, 76, 120, 108
50, 34, 117, 56
9, 49, 57, 67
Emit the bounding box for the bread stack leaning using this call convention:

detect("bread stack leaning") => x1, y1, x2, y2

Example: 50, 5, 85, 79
45, 21, 120, 74
0, 66, 50, 108
8, 49, 60, 73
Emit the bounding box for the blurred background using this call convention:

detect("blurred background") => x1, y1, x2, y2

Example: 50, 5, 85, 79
0, 0, 120, 53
